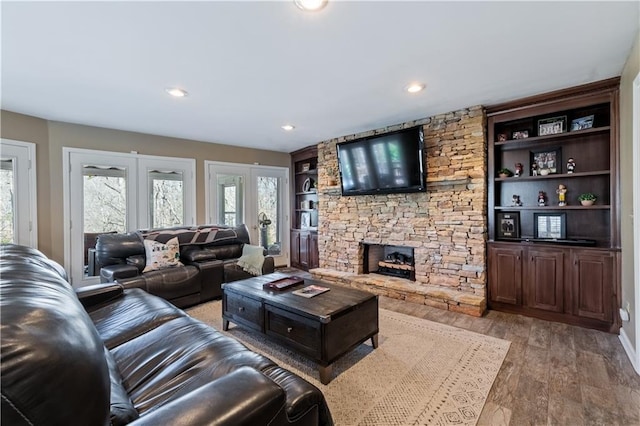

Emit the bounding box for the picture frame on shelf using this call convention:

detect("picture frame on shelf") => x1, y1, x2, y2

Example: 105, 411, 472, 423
300, 212, 311, 229
534, 212, 567, 239
497, 133, 508, 142
301, 163, 311, 172
530, 147, 561, 174
538, 115, 567, 136
496, 212, 521, 239
512, 130, 529, 140
570, 115, 594, 131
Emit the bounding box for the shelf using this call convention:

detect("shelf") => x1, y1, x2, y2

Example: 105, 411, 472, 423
495, 126, 610, 150
495, 205, 610, 211
295, 209, 317, 212
495, 170, 610, 182
295, 191, 318, 196
295, 169, 318, 175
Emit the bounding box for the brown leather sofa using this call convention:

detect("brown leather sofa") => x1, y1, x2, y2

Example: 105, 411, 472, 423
0, 244, 332, 426
95, 224, 275, 308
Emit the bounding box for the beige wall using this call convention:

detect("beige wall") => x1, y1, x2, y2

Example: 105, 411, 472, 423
620, 30, 640, 350
2, 111, 290, 264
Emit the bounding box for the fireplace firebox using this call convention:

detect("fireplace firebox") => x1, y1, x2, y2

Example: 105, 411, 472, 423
361, 243, 415, 281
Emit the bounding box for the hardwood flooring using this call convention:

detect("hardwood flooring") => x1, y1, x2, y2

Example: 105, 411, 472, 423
379, 297, 640, 426
279, 267, 639, 425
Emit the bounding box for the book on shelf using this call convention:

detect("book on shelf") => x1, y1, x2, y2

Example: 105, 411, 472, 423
292, 285, 330, 298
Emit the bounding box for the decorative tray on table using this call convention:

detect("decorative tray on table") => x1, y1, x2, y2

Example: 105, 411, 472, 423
263, 276, 305, 291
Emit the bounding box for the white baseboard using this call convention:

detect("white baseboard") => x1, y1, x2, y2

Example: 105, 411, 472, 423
619, 327, 640, 375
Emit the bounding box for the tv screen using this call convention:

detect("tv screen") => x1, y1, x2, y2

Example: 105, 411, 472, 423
336, 126, 425, 196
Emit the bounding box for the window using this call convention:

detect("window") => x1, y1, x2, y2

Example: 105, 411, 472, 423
0, 139, 37, 247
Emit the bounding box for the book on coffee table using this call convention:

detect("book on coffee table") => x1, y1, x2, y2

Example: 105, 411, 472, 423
263, 276, 305, 290
292, 285, 330, 298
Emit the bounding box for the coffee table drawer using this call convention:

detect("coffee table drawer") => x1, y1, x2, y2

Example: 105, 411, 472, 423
265, 305, 321, 358
224, 292, 263, 331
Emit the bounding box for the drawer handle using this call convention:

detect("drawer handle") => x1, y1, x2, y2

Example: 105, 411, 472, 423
238, 307, 245, 313
287, 327, 293, 333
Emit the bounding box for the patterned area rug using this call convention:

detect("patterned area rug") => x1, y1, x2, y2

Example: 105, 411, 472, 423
187, 301, 510, 426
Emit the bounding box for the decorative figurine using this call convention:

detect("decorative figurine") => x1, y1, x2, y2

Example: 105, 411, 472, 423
514, 163, 523, 177
511, 194, 523, 207
557, 184, 567, 206
531, 163, 538, 176
567, 157, 576, 174
538, 191, 547, 206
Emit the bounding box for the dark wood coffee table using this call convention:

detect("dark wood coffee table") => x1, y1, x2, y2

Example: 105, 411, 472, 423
222, 273, 379, 384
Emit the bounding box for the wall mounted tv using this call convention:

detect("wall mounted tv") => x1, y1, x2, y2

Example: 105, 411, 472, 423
336, 126, 426, 196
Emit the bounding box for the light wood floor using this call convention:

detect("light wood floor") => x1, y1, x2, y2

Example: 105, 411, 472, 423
379, 296, 640, 426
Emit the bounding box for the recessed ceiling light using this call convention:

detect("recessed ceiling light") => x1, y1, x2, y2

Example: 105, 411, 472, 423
282, 124, 295, 131
405, 83, 426, 94
294, 0, 328, 11
165, 87, 188, 97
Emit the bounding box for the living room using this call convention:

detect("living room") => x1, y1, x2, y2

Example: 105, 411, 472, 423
2, 1, 640, 425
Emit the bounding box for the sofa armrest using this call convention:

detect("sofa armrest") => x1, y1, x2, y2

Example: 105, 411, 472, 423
100, 264, 139, 283
263, 255, 275, 275
130, 367, 286, 426
75, 282, 124, 309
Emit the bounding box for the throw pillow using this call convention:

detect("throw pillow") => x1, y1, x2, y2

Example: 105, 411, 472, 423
142, 237, 183, 273
236, 244, 265, 276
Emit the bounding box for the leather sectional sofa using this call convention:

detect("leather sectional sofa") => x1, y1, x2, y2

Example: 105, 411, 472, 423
95, 224, 275, 308
0, 244, 332, 426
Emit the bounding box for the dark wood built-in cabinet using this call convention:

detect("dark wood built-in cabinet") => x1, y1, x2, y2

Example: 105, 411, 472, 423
290, 146, 319, 270
486, 79, 621, 332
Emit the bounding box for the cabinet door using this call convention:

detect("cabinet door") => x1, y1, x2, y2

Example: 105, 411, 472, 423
488, 245, 522, 305
526, 247, 565, 313
309, 232, 319, 269
299, 231, 310, 268
290, 230, 300, 266
571, 250, 614, 322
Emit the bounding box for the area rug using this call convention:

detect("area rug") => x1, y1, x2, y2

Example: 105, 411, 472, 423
187, 301, 510, 426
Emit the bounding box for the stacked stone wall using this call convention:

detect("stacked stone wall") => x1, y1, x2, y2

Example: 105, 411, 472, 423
315, 106, 487, 306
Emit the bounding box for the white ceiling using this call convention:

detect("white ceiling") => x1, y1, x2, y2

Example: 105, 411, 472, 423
2, 1, 638, 153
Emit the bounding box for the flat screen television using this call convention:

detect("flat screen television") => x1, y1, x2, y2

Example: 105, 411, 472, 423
336, 126, 425, 196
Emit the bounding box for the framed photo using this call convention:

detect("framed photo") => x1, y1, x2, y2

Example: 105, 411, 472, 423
530, 147, 561, 174
538, 115, 567, 136
534, 213, 567, 239
302, 177, 311, 192
496, 212, 521, 239
497, 133, 508, 142
301, 163, 311, 172
570, 115, 594, 131
512, 130, 529, 140
300, 212, 311, 229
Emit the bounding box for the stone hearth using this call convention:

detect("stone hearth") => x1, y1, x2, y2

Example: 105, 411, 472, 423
314, 106, 488, 316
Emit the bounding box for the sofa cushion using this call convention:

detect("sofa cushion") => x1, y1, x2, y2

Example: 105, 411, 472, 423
180, 246, 218, 262
111, 316, 276, 415
142, 237, 183, 272
88, 288, 186, 349
126, 254, 146, 272
104, 346, 139, 425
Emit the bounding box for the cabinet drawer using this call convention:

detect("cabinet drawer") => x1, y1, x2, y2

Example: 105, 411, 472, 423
265, 305, 321, 358
224, 292, 263, 331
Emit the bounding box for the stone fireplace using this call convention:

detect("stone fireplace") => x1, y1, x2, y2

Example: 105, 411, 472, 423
361, 243, 415, 281
310, 106, 488, 317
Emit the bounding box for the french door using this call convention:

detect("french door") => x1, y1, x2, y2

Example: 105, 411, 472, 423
64, 148, 195, 287
0, 139, 37, 247
206, 161, 289, 267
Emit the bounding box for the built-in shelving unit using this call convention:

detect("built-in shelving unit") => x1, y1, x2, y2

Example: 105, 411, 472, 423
290, 145, 319, 270
486, 78, 621, 332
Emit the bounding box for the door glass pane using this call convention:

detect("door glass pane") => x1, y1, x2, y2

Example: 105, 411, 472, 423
0, 159, 15, 243
257, 176, 281, 255
148, 170, 184, 228
83, 165, 126, 274
217, 174, 243, 226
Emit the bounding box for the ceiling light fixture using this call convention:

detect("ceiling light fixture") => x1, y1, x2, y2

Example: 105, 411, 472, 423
165, 87, 188, 98
294, 0, 328, 11
282, 124, 295, 131
405, 83, 426, 94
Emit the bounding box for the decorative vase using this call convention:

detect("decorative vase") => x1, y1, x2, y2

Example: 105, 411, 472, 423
580, 199, 595, 206
539, 168, 551, 176
498, 173, 509, 178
